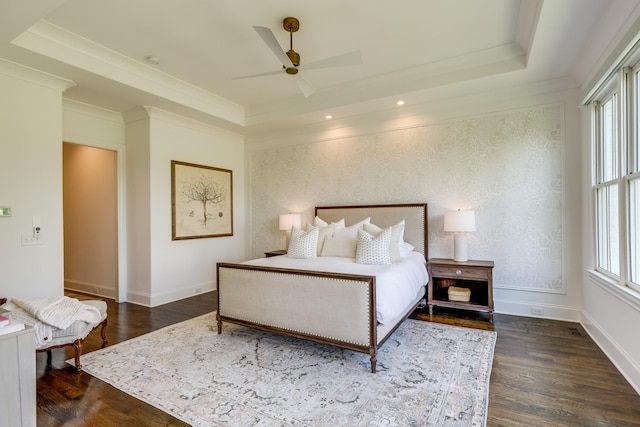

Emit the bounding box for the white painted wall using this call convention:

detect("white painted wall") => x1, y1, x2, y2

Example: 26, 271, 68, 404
0, 62, 72, 299
125, 107, 245, 306
124, 110, 152, 304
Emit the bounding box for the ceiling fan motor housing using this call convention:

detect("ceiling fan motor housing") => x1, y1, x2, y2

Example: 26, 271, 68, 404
286, 49, 300, 67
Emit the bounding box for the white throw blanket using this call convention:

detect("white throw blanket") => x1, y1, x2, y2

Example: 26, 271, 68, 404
12, 296, 101, 330
3, 305, 55, 347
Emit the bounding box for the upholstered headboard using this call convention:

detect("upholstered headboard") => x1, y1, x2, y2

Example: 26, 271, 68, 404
315, 203, 428, 258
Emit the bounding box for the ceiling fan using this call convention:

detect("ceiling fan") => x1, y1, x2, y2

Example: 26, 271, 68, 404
233, 17, 362, 97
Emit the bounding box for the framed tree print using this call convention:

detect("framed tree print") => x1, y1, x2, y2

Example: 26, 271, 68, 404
171, 160, 233, 240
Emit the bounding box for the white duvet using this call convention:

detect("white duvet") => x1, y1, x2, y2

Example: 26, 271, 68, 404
243, 251, 429, 324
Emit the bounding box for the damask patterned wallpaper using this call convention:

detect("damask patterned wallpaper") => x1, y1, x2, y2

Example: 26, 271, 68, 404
250, 104, 563, 292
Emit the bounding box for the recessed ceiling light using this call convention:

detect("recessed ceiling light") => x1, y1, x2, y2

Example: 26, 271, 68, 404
325, 115, 332, 119
396, 100, 405, 106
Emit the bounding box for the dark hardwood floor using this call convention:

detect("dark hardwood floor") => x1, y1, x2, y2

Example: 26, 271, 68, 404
36, 291, 640, 426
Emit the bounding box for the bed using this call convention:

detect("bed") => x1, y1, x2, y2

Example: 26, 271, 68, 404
216, 203, 428, 373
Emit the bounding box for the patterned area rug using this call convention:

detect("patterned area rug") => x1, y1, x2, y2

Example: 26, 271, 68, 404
75, 312, 496, 426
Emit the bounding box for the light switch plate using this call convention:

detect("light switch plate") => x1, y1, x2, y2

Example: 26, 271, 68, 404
0, 207, 11, 217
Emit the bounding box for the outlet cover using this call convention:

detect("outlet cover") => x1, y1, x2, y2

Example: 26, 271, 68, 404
531, 307, 544, 316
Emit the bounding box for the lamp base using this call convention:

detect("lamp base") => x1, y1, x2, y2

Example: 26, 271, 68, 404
453, 233, 468, 262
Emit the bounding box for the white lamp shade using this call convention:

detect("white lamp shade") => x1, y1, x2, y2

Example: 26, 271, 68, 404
279, 213, 301, 231
444, 210, 476, 232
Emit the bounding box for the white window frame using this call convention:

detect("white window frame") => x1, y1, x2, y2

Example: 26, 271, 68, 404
593, 88, 621, 280
627, 64, 640, 291
591, 62, 640, 293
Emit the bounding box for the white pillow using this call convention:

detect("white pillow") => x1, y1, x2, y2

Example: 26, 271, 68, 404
399, 241, 415, 257
314, 216, 345, 227
333, 217, 371, 239
363, 220, 405, 262
288, 226, 319, 259
355, 227, 392, 265
320, 237, 357, 258
307, 223, 336, 255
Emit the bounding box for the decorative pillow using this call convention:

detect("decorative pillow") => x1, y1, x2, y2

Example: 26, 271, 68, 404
307, 223, 336, 255
333, 217, 371, 239
399, 241, 415, 257
355, 227, 392, 265
320, 237, 357, 258
364, 220, 405, 262
314, 216, 345, 227
288, 226, 319, 259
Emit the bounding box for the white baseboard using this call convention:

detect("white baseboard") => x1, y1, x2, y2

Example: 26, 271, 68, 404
494, 298, 581, 322
126, 281, 215, 308
64, 279, 116, 299
581, 311, 640, 395
125, 290, 152, 307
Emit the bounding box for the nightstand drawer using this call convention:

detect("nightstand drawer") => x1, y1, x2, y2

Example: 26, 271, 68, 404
430, 265, 490, 280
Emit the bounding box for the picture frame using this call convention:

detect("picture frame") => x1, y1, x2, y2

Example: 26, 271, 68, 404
171, 160, 233, 240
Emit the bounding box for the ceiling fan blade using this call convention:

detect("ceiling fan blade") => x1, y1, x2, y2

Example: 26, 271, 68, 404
294, 73, 316, 98
253, 26, 294, 67
232, 69, 283, 80
299, 50, 362, 71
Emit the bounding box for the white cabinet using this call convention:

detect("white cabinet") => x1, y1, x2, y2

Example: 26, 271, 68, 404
0, 327, 36, 427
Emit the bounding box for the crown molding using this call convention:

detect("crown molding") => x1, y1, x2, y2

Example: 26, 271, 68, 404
0, 57, 75, 91
515, 0, 543, 65
245, 77, 577, 150
122, 105, 243, 139
63, 98, 123, 123
12, 20, 245, 127
245, 43, 526, 128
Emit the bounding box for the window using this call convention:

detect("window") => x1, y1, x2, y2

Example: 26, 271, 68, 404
595, 93, 620, 276
592, 64, 640, 292
629, 68, 640, 289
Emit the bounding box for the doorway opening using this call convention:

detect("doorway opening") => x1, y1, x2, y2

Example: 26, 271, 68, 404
62, 142, 118, 299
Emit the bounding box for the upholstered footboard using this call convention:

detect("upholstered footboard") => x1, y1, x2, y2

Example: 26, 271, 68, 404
217, 263, 381, 372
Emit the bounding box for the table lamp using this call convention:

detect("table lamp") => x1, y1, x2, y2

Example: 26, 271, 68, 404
444, 210, 476, 262
279, 213, 301, 249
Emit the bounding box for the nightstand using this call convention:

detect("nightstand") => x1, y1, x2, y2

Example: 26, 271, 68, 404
427, 258, 494, 322
264, 249, 287, 258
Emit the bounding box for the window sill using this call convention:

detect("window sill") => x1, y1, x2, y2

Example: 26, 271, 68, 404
587, 269, 640, 313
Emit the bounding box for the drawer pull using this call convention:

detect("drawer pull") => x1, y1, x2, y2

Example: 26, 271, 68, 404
456, 270, 462, 275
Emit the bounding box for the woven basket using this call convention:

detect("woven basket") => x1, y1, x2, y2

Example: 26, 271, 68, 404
448, 286, 471, 302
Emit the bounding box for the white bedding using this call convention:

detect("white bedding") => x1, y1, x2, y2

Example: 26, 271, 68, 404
243, 251, 429, 324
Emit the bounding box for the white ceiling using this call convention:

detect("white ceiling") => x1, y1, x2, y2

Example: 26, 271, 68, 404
0, 0, 636, 137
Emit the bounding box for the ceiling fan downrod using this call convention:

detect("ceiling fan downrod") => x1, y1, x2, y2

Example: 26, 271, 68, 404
283, 17, 300, 73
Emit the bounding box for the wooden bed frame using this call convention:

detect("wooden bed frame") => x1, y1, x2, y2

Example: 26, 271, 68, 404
216, 203, 428, 373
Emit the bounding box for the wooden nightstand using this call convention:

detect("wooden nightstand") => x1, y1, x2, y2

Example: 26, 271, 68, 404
264, 249, 287, 258
427, 258, 494, 322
